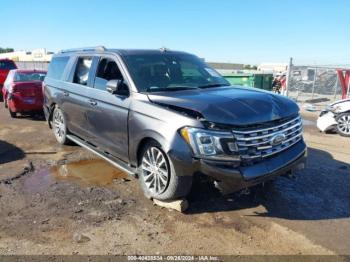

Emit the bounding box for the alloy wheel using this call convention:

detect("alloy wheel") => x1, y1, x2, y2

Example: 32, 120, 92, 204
141, 147, 170, 194
337, 114, 350, 135
53, 109, 66, 140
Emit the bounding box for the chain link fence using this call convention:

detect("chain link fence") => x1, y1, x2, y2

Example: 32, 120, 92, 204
15, 61, 49, 71
287, 65, 348, 106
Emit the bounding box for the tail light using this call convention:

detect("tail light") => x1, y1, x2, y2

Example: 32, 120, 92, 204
9, 83, 18, 93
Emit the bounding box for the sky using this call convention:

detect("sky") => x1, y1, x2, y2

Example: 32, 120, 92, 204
1, 0, 350, 65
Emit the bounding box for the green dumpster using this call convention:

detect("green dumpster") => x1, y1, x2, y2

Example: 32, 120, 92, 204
223, 73, 273, 91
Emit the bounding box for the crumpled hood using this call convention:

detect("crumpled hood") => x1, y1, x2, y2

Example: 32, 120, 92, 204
148, 86, 299, 126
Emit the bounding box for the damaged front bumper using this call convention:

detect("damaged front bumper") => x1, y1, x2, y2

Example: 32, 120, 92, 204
170, 140, 307, 193
317, 111, 337, 132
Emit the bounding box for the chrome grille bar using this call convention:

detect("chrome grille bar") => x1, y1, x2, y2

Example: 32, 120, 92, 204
232, 116, 303, 160
232, 116, 301, 135
240, 136, 302, 160
236, 126, 303, 147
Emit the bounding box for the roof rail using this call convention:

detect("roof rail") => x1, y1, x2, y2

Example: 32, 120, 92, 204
59, 46, 106, 53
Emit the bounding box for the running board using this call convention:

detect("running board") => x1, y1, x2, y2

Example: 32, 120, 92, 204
66, 134, 137, 176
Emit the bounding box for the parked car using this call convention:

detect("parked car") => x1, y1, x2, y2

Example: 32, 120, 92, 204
317, 99, 350, 137
43, 47, 307, 200
2, 69, 47, 117
0, 59, 17, 102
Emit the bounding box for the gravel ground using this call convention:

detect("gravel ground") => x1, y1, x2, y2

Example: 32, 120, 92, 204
0, 105, 349, 256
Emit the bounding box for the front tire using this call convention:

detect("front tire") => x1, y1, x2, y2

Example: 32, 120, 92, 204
138, 141, 193, 200
52, 107, 71, 145
336, 113, 350, 137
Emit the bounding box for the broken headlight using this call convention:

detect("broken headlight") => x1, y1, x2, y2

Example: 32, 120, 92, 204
326, 105, 342, 113
180, 127, 240, 160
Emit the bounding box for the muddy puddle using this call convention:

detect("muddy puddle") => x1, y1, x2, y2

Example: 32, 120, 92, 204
24, 159, 128, 192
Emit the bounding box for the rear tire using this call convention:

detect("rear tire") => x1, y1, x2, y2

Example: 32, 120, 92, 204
138, 140, 193, 200
9, 107, 17, 118
52, 107, 71, 145
336, 113, 350, 137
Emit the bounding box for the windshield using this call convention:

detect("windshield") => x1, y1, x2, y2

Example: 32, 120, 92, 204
14, 72, 46, 82
123, 53, 230, 92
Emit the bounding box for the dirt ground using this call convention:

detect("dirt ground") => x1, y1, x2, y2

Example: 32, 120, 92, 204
0, 105, 349, 256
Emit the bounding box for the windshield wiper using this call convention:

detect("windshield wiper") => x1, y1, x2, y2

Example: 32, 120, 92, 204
198, 83, 231, 89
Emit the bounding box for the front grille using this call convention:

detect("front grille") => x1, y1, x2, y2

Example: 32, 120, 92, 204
232, 116, 303, 161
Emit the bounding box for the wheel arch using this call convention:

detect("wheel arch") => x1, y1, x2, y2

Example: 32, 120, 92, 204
133, 132, 169, 167
47, 102, 57, 128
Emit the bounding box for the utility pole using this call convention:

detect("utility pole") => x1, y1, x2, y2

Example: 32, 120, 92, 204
311, 67, 318, 100
286, 57, 293, 97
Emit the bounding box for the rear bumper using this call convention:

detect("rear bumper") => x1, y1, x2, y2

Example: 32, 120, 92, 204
170, 140, 307, 191
8, 95, 43, 112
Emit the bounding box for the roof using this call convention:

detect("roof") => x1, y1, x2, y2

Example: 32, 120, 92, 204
57, 46, 191, 56
110, 49, 190, 56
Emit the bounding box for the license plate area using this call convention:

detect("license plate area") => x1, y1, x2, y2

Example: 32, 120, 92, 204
23, 98, 35, 104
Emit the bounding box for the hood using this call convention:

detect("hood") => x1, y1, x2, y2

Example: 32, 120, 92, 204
147, 86, 299, 126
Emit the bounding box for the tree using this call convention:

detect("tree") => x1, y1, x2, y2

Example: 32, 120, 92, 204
0, 47, 14, 54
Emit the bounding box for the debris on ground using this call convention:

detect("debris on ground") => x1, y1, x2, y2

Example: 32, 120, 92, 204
153, 198, 189, 212
73, 233, 91, 243
0, 161, 34, 184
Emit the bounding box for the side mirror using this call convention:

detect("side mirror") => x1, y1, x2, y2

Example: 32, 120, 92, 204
106, 79, 129, 96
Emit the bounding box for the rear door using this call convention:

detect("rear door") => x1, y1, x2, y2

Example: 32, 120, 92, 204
86, 55, 131, 162
60, 56, 96, 140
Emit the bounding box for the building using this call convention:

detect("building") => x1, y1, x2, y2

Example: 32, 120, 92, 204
208, 62, 244, 74
257, 63, 288, 73
0, 48, 53, 62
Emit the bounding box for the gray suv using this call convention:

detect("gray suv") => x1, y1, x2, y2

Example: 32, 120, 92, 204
43, 47, 306, 200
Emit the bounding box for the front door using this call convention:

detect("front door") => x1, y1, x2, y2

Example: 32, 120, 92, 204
86, 56, 130, 162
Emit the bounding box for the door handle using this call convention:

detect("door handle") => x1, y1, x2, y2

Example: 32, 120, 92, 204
89, 99, 97, 106
63, 91, 69, 97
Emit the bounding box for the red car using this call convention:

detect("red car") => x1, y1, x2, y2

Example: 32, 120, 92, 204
2, 69, 47, 117
0, 59, 17, 101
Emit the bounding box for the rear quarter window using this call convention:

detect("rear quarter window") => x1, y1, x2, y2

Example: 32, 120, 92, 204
0, 60, 17, 70
46, 56, 69, 80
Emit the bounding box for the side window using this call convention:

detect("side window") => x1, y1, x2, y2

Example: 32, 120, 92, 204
73, 57, 93, 86
46, 56, 69, 80
94, 58, 124, 91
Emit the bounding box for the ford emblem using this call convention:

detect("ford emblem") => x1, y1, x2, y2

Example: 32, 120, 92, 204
270, 133, 286, 146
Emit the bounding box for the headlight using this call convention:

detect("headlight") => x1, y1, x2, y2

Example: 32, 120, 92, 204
180, 127, 240, 160
326, 105, 342, 113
